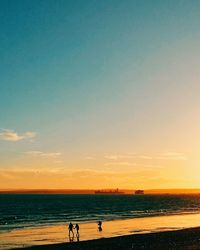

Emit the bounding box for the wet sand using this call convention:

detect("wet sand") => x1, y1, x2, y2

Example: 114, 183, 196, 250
15, 227, 200, 250
3, 213, 200, 249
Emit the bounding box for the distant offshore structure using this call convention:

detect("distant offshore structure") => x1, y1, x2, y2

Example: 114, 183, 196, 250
135, 190, 144, 195
94, 188, 124, 194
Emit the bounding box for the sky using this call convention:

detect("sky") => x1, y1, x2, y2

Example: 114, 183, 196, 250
0, 0, 200, 190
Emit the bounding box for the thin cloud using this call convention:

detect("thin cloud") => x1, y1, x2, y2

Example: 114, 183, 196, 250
104, 155, 120, 160
0, 129, 36, 142
25, 151, 61, 158
104, 154, 153, 160
84, 156, 95, 160
104, 152, 187, 161
104, 162, 137, 167
104, 154, 137, 160
156, 152, 187, 161
138, 155, 154, 160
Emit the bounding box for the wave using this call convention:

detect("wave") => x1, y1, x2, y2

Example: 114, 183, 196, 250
1, 194, 200, 232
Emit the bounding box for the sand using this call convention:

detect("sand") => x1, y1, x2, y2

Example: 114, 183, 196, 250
14, 227, 200, 250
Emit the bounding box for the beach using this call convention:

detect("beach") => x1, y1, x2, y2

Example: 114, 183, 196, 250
2, 195, 200, 249
2, 213, 200, 249
14, 227, 200, 250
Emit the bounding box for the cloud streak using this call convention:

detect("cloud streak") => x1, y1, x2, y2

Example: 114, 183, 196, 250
0, 129, 36, 142
104, 162, 137, 167
104, 152, 187, 161
25, 151, 61, 158
84, 156, 95, 160
104, 154, 153, 160
156, 152, 187, 161
104, 154, 135, 160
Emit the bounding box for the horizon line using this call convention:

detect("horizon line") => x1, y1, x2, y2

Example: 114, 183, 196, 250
1, 188, 200, 194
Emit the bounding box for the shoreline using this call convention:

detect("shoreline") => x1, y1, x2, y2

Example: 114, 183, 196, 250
14, 227, 200, 250
2, 213, 200, 249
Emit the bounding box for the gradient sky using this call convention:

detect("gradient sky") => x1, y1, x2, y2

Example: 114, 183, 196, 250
1, 0, 200, 189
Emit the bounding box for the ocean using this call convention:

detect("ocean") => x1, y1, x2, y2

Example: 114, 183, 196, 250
1, 194, 200, 233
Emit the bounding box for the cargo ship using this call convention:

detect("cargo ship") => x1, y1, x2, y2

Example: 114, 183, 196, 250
135, 190, 144, 195
94, 188, 124, 194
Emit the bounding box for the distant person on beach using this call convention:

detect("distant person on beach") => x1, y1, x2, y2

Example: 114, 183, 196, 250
68, 222, 74, 237
98, 221, 102, 231
74, 223, 80, 241
75, 223, 79, 235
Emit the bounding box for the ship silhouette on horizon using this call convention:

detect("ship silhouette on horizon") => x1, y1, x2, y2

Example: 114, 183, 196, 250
135, 190, 144, 195
94, 188, 124, 194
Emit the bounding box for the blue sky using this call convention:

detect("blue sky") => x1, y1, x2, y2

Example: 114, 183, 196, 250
1, 0, 200, 189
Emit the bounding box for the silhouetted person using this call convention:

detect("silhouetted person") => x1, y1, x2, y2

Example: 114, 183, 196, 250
68, 222, 74, 237
98, 221, 102, 231
75, 223, 79, 235
98, 221, 102, 227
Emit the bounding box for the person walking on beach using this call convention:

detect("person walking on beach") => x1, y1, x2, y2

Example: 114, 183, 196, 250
68, 222, 74, 237
75, 223, 79, 235
98, 221, 102, 231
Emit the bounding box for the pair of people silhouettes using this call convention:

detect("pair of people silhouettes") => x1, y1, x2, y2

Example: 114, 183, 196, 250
68, 222, 79, 242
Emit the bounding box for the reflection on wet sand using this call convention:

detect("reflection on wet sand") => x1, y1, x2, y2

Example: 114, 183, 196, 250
68, 233, 79, 242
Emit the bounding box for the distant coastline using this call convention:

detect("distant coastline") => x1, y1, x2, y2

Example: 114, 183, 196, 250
1, 189, 200, 194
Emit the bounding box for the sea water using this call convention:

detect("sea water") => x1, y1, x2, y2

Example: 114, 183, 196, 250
1, 194, 200, 232
1, 194, 200, 249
